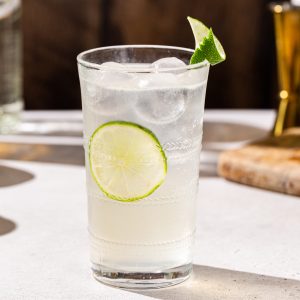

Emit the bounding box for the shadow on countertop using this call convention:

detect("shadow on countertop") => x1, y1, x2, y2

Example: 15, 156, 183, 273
203, 121, 268, 144
0, 144, 84, 166
0, 216, 16, 236
0, 165, 34, 188
136, 264, 300, 300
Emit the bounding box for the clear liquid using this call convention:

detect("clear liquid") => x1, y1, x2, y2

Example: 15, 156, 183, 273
80, 64, 208, 272
0, 0, 22, 133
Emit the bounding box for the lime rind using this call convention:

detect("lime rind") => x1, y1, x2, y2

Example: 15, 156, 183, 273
89, 121, 167, 202
187, 16, 226, 65
190, 28, 226, 65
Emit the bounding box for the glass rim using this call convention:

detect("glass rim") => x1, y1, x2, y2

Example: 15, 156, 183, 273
77, 45, 209, 73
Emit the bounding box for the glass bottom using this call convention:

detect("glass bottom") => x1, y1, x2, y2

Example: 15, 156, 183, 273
0, 100, 23, 134
92, 263, 192, 289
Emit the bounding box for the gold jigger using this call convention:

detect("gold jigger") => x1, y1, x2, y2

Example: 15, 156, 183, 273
270, 2, 300, 136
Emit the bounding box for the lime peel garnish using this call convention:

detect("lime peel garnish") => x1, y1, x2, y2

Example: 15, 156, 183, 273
187, 16, 226, 65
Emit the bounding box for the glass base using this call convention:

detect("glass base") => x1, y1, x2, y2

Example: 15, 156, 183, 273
92, 263, 192, 289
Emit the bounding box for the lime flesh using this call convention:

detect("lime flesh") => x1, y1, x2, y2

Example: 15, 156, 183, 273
89, 121, 167, 202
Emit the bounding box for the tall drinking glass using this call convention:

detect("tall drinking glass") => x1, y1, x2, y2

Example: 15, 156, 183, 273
77, 46, 209, 289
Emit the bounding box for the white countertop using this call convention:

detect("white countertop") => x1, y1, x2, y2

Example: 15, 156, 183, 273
1, 110, 300, 299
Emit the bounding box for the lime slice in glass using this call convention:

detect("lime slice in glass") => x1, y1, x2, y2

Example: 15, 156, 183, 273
89, 121, 167, 202
187, 16, 226, 65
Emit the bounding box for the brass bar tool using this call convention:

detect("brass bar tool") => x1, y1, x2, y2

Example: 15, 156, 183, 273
270, 2, 300, 136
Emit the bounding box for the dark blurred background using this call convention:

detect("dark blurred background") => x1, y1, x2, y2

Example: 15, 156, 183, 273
23, 0, 277, 110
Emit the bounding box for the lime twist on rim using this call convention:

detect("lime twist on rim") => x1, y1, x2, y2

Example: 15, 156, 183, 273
187, 16, 226, 65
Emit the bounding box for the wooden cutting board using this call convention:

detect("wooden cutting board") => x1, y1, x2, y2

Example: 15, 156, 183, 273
218, 128, 300, 197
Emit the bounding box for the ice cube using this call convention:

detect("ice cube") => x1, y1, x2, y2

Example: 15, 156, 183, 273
83, 85, 137, 116
82, 62, 134, 89
90, 87, 137, 116
81, 70, 137, 116
177, 66, 209, 86
134, 87, 186, 124
135, 73, 177, 89
100, 71, 134, 89
151, 57, 186, 73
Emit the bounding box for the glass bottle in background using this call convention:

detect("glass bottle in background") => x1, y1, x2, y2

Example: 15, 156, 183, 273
0, 0, 22, 134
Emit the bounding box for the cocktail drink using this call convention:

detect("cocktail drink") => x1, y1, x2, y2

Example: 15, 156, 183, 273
77, 18, 225, 289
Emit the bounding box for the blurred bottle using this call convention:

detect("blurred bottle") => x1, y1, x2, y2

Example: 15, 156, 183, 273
0, 0, 22, 134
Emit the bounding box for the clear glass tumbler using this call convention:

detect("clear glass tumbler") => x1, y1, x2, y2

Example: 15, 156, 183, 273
77, 45, 209, 289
